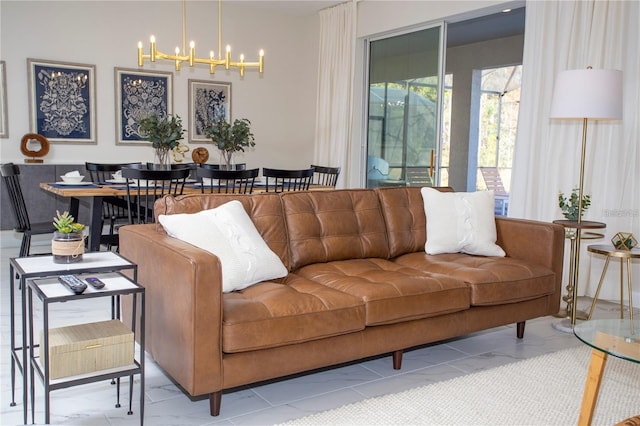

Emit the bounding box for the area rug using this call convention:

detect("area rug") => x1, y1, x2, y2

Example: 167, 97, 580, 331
282, 346, 640, 425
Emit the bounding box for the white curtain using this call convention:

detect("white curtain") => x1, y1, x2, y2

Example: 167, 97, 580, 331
314, 1, 355, 188
511, 0, 640, 301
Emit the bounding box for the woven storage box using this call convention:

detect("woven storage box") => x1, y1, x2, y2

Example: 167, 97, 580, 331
41, 320, 134, 379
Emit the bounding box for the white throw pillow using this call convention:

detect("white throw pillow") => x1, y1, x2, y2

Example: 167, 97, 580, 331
158, 200, 288, 292
420, 187, 505, 257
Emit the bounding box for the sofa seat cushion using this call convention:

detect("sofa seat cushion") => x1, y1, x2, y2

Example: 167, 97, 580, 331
222, 274, 365, 353
394, 253, 556, 306
295, 258, 470, 326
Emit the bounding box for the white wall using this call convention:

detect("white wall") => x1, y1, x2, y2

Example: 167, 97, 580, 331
0, 1, 320, 169
0, 0, 522, 175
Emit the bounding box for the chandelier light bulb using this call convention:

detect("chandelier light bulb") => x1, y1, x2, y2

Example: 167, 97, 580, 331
136, 1, 263, 76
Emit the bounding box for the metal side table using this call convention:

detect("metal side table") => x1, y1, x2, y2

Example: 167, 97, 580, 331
586, 244, 640, 321
27, 273, 145, 425
552, 219, 605, 328
8, 252, 136, 424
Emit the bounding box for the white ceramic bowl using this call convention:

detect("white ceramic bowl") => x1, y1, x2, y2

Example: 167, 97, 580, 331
60, 175, 85, 184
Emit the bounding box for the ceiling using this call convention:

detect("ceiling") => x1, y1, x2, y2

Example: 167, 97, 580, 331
447, 7, 526, 47
233, 1, 525, 46
231, 0, 344, 17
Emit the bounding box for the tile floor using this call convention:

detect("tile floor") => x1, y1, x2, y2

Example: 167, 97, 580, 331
0, 231, 636, 425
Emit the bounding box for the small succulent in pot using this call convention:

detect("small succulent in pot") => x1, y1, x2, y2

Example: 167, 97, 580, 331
52, 211, 85, 264
53, 210, 85, 234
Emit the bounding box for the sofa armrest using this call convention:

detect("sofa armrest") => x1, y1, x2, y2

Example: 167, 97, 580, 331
495, 217, 565, 311
120, 224, 223, 396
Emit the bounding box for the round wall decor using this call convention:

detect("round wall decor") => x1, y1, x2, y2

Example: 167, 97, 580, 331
192, 147, 209, 164
20, 133, 50, 163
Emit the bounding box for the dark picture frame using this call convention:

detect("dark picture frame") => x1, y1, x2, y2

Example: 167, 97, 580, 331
115, 67, 173, 145
188, 79, 231, 143
27, 58, 96, 144
0, 61, 8, 138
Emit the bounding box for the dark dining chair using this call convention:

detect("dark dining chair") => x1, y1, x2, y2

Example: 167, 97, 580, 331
262, 167, 314, 192
310, 164, 341, 188
196, 168, 259, 194
85, 162, 141, 250
1, 163, 57, 257
121, 167, 190, 224
146, 162, 198, 178
199, 163, 247, 171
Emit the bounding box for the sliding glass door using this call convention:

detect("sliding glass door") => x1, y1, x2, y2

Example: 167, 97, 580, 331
366, 26, 443, 188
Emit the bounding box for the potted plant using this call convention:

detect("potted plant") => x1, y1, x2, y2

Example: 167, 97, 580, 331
51, 210, 86, 264
138, 114, 186, 169
558, 188, 591, 220
204, 106, 255, 170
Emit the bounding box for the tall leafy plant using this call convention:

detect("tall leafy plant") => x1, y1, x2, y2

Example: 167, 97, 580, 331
204, 106, 255, 169
138, 114, 185, 166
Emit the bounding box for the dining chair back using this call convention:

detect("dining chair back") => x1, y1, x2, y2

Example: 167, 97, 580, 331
146, 162, 198, 179
310, 164, 341, 187
121, 167, 190, 224
1, 163, 57, 256
85, 162, 141, 250
262, 167, 314, 192
199, 163, 247, 171
196, 168, 259, 194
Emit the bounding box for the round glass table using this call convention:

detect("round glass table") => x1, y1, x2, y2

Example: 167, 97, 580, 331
574, 319, 640, 425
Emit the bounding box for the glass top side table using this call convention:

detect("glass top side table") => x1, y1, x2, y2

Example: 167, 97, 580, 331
574, 319, 639, 426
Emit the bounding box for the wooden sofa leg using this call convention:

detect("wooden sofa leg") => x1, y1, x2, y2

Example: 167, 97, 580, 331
393, 350, 403, 370
209, 391, 222, 416
517, 321, 525, 339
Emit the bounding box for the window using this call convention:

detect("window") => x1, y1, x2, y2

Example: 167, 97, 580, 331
366, 26, 442, 189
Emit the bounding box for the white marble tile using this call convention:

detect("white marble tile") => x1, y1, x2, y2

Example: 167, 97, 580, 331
251, 363, 382, 406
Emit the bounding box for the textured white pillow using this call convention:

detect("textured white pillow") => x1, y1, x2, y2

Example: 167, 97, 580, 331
158, 200, 288, 292
420, 187, 505, 257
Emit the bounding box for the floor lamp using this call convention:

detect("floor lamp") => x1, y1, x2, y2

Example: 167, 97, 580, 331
549, 67, 623, 328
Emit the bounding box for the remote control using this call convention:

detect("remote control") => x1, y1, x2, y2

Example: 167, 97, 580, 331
85, 277, 106, 290
58, 275, 87, 295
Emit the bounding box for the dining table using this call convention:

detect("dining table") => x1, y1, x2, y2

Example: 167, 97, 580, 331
40, 180, 331, 252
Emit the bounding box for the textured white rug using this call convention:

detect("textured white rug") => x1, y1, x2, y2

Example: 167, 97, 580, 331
283, 346, 640, 425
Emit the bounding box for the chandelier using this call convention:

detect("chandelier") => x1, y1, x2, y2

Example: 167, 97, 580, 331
137, 0, 264, 77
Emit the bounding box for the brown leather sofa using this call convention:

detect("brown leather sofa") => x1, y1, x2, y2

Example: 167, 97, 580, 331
119, 186, 564, 416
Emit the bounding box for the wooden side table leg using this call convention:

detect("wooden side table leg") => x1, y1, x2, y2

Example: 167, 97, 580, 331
578, 349, 608, 426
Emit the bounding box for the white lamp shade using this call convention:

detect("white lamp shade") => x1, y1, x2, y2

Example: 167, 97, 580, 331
549, 68, 623, 120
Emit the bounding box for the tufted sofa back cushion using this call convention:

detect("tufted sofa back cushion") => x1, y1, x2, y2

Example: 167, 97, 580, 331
154, 193, 291, 268
376, 186, 455, 258
280, 189, 390, 270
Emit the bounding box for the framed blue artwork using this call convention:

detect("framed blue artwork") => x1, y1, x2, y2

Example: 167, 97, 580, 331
188, 79, 231, 143
27, 59, 96, 144
114, 67, 173, 145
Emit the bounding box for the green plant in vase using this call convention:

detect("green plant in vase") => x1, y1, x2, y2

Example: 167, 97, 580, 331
204, 106, 255, 170
52, 210, 86, 264
138, 114, 185, 169
558, 188, 591, 220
